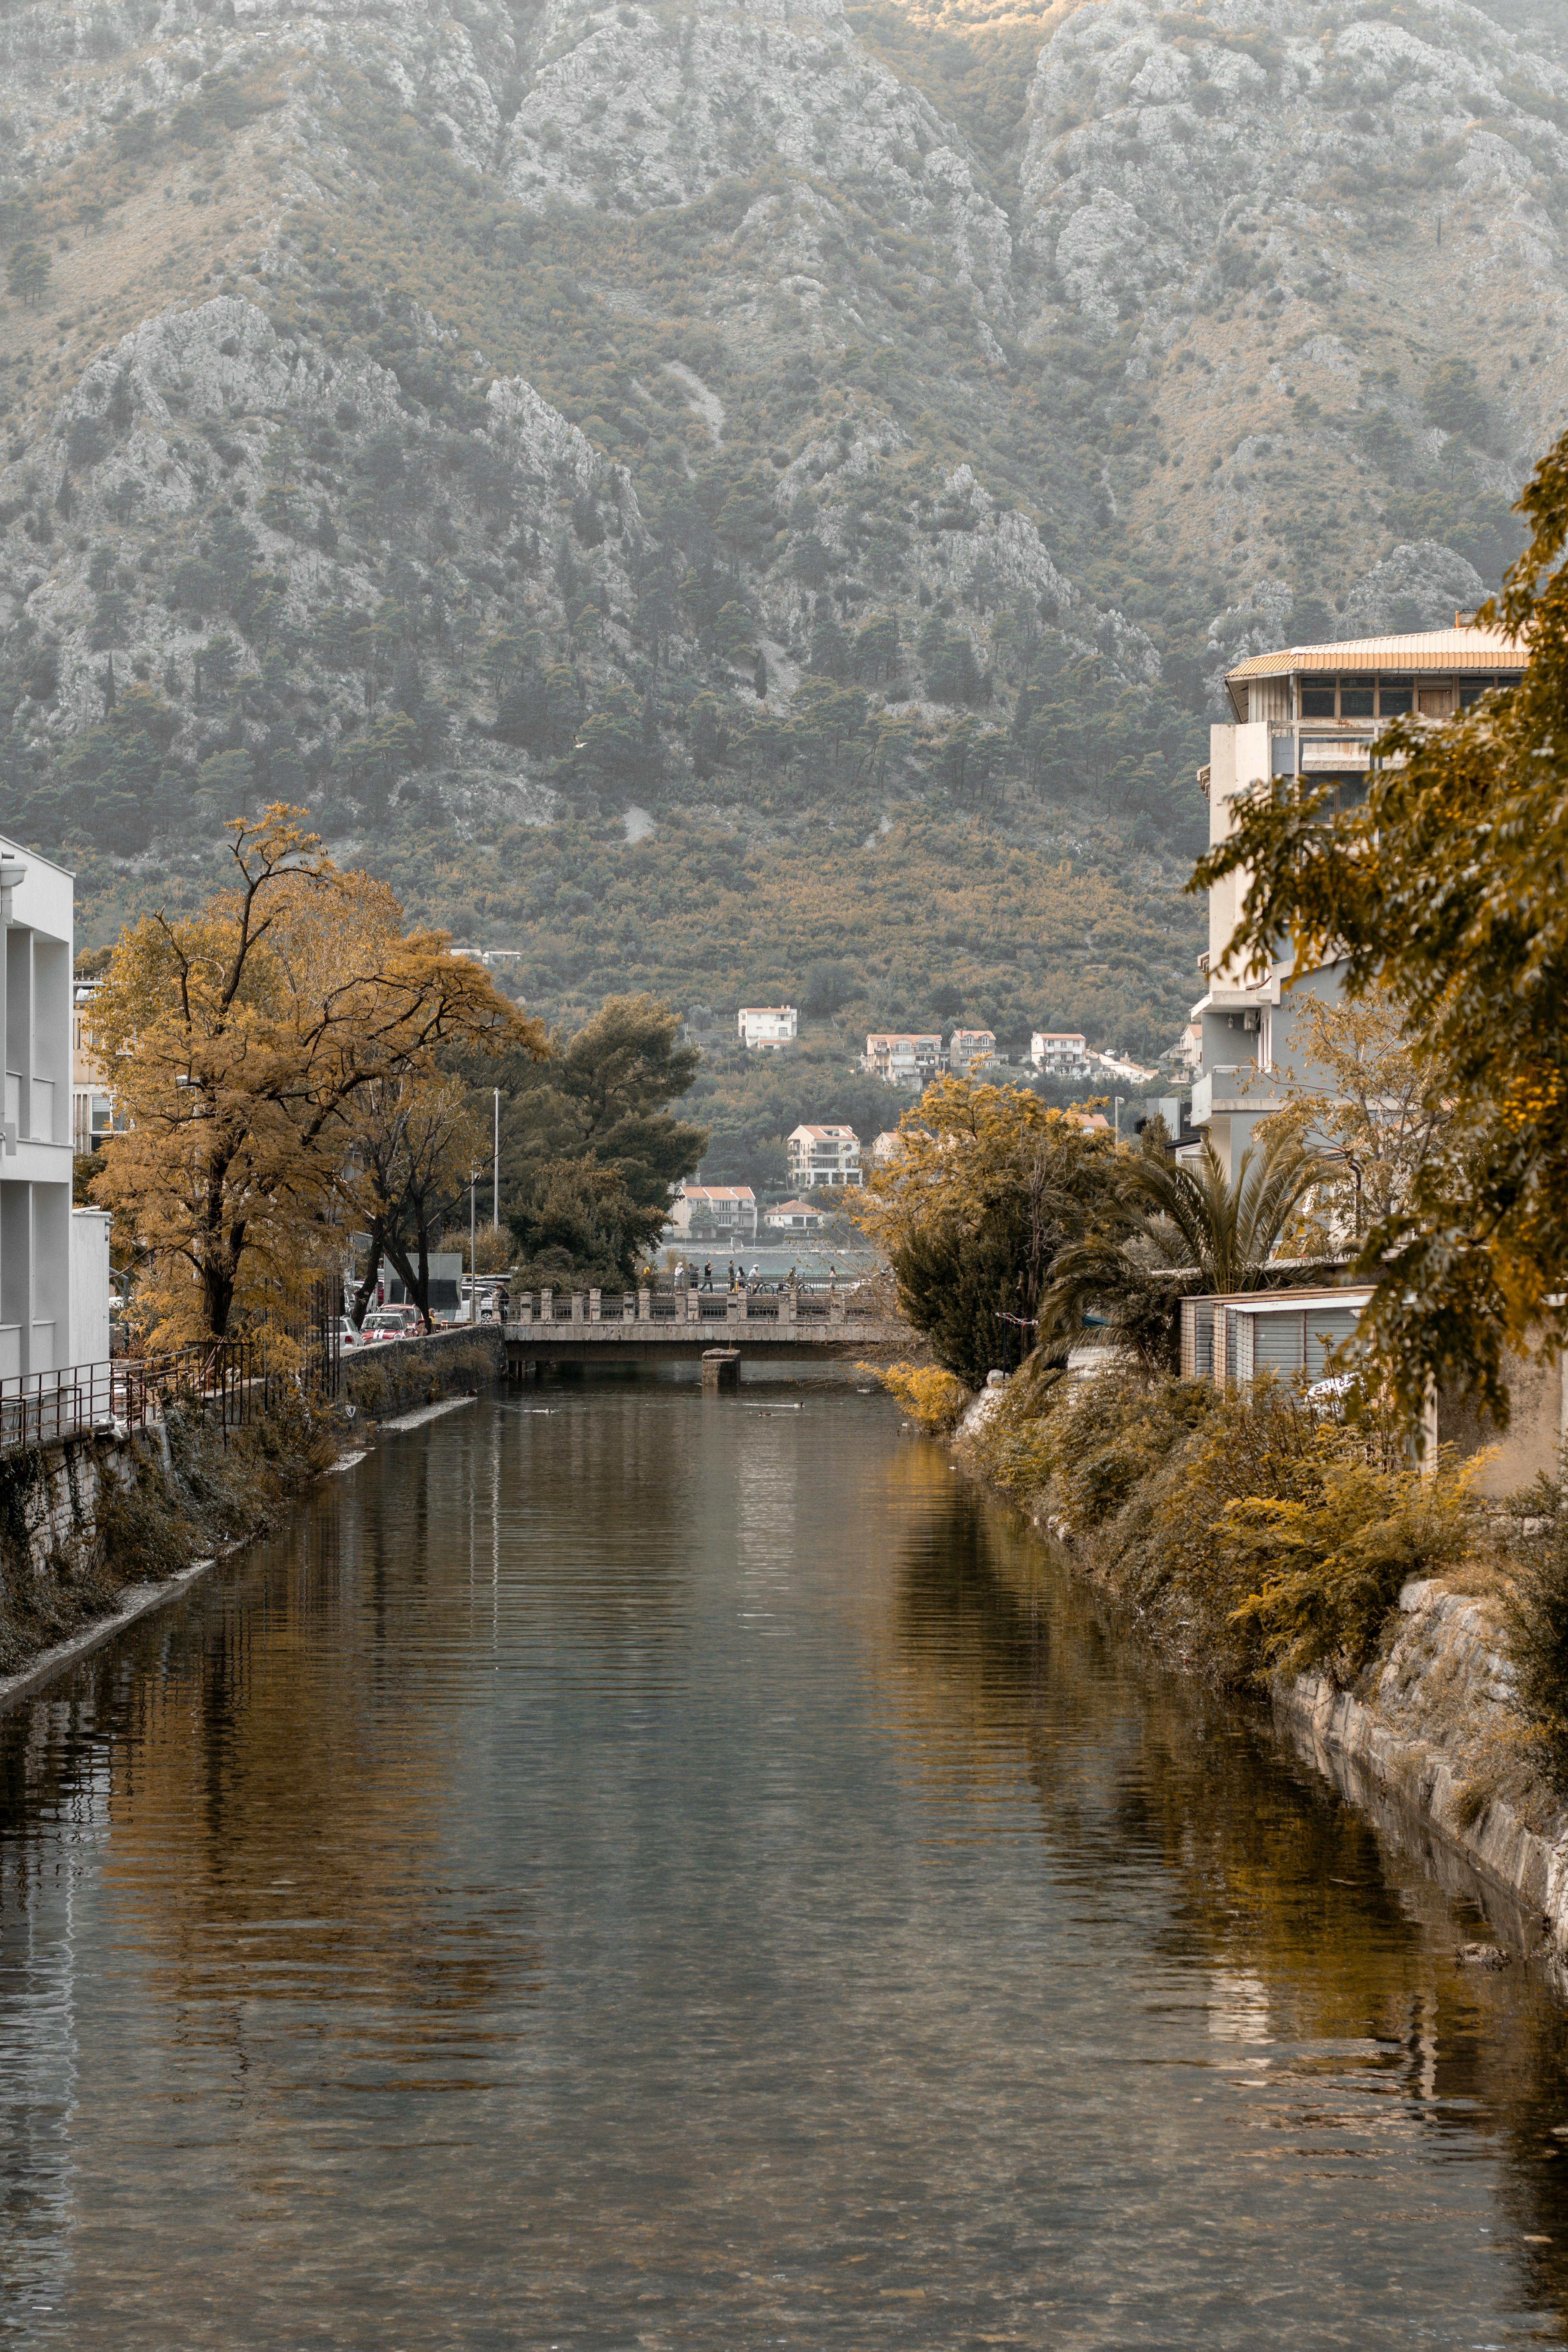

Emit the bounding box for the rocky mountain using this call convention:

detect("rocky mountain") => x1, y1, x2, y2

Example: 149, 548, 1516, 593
0, 0, 1563, 1061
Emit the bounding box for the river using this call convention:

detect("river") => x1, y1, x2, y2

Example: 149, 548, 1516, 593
3, 1375, 1568, 2347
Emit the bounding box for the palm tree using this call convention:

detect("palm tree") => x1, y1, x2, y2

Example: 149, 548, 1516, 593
1039, 1129, 1330, 1372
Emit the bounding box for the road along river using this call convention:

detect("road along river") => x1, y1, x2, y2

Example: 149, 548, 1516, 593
4, 1373, 1568, 2348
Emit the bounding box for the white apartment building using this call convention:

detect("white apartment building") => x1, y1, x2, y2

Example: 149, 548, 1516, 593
737, 1005, 798, 1050
1194, 621, 1527, 1175
948, 1028, 997, 1075
669, 1184, 760, 1243
864, 1032, 941, 1087
1031, 1030, 1090, 1079
786, 1124, 862, 1189
0, 839, 79, 1381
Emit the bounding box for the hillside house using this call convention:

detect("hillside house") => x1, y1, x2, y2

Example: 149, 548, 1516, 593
669, 1184, 759, 1243
738, 1005, 797, 1050
786, 1124, 862, 1189
1031, 1030, 1090, 1079
764, 1197, 829, 1232
71, 976, 124, 1157
864, 1032, 940, 1086
948, 1028, 997, 1076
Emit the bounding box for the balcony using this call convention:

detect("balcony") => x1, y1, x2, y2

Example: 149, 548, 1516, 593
1300, 734, 1373, 771
1191, 1066, 1290, 1127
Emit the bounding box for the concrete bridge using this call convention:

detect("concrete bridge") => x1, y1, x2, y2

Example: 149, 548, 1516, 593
503, 1285, 917, 1369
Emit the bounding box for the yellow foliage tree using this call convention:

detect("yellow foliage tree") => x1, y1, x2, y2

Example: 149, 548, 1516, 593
91, 807, 544, 1344
851, 1075, 1122, 1385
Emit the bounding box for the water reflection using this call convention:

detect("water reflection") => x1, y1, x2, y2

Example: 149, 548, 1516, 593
0, 1383, 1563, 2345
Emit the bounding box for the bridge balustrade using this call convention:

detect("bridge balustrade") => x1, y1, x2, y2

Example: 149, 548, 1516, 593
507, 1285, 850, 1328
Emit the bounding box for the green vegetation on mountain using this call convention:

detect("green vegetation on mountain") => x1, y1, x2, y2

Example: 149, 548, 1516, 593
0, 0, 1562, 1063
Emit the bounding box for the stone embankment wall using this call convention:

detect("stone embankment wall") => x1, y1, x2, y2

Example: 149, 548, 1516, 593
950, 1389, 1568, 1966
1277, 1582, 1568, 1961
0, 1327, 507, 1699
343, 1326, 504, 1421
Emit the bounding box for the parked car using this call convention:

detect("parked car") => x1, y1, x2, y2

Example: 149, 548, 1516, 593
361, 1307, 421, 1342
330, 1317, 364, 1351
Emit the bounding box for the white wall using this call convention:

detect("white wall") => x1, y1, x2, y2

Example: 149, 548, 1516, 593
69, 1208, 112, 1366
0, 840, 75, 1381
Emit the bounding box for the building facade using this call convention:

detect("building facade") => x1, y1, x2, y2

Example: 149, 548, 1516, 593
864, 1032, 941, 1086
71, 976, 125, 1156
947, 1029, 997, 1076
1031, 1031, 1090, 1079
1193, 623, 1527, 1176
737, 1006, 798, 1050
0, 841, 78, 1381
670, 1184, 760, 1243
786, 1124, 862, 1189
764, 1198, 829, 1232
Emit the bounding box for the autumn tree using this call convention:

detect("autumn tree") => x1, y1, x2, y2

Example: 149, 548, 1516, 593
852, 1076, 1123, 1387
91, 807, 544, 1343
1194, 423, 1568, 1424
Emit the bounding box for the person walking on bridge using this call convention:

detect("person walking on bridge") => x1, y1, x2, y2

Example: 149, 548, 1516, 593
701, 1260, 714, 1292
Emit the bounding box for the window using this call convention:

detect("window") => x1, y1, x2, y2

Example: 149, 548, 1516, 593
1299, 680, 1335, 717
1378, 677, 1412, 716
1340, 677, 1375, 718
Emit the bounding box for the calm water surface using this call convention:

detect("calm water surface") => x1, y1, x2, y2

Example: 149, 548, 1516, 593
3, 1376, 1568, 2348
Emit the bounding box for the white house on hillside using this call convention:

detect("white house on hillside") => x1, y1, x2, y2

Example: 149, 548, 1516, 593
670, 1184, 760, 1243
786, 1124, 862, 1189
738, 1005, 797, 1050
0, 840, 79, 1381
1031, 1031, 1090, 1079
764, 1197, 829, 1233
864, 1032, 940, 1086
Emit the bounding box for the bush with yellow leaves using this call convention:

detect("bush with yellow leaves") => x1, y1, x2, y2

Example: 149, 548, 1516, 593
864, 1360, 970, 1433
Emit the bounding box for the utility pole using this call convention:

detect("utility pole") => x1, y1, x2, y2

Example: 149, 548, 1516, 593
493, 1086, 500, 1232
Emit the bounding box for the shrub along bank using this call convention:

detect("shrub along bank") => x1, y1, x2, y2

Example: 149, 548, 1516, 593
951, 1364, 1480, 1691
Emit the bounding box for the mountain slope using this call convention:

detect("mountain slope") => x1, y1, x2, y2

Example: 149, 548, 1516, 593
0, 0, 1564, 1063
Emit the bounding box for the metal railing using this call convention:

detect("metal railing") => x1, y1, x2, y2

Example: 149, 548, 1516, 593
0, 1318, 342, 1459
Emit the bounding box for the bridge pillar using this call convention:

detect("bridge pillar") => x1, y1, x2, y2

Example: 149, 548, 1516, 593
540, 1288, 554, 1323
638, 1287, 651, 1322
702, 1348, 741, 1395
570, 1291, 584, 1324
588, 1288, 602, 1324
